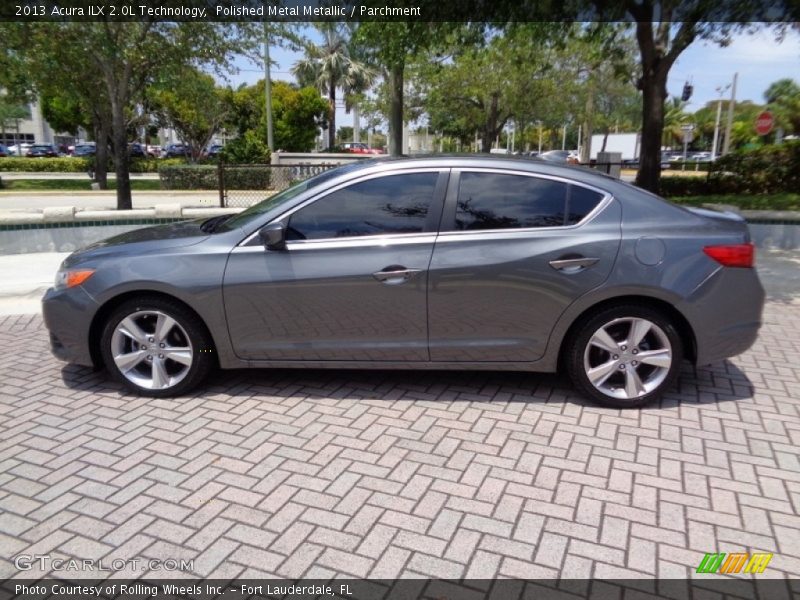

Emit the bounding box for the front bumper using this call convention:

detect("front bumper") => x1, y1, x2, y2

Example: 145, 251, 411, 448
41, 286, 100, 367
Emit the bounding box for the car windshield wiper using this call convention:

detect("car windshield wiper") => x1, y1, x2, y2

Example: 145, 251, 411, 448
200, 214, 233, 233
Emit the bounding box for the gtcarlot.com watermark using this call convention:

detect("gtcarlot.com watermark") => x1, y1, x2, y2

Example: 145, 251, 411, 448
14, 554, 193, 572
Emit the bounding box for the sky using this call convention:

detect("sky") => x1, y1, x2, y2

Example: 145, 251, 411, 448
227, 25, 800, 133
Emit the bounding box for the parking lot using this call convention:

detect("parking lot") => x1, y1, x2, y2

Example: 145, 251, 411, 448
1, 253, 799, 581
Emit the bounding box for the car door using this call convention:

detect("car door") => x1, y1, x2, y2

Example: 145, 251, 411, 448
428, 169, 621, 363
223, 169, 448, 362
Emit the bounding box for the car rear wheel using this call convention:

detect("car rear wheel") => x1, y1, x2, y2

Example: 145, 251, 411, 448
566, 305, 683, 408
100, 297, 214, 397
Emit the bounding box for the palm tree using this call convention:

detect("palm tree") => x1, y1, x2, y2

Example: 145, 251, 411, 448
662, 96, 689, 150
292, 23, 374, 149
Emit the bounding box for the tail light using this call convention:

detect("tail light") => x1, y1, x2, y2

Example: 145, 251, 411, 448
703, 243, 754, 268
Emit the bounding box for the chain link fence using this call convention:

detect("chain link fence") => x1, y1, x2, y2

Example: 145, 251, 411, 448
219, 163, 338, 208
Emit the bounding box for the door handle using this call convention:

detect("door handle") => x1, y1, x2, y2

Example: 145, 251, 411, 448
549, 257, 599, 272
372, 266, 422, 285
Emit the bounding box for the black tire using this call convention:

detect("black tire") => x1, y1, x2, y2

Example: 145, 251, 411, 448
100, 296, 214, 397
565, 304, 683, 409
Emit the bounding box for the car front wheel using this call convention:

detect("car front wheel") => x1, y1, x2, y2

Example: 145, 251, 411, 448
566, 305, 683, 408
100, 297, 214, 397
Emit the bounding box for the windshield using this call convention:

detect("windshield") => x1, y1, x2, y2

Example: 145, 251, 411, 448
217, 161, 375, 232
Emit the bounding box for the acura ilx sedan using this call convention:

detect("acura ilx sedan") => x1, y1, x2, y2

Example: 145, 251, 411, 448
42, 156, 764, 408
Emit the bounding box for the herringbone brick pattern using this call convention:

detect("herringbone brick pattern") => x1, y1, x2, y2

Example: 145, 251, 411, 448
1, 303, 799, 580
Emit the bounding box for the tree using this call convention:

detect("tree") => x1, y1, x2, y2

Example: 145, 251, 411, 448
764, 78, 800, 136
0, 98, 30, 153
3, 22, 246, 209
292, 23, 374, 150
355, 22, 455, 155
149, 68, 230, 162
588, 1, 778, 192
226, 80, 328, 152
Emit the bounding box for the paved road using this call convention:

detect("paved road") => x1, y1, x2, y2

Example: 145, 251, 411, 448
0, 301, 798, 579
0, 249, 798, 579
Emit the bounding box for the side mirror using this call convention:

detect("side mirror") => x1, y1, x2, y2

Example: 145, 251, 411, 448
258, 222, 286, 251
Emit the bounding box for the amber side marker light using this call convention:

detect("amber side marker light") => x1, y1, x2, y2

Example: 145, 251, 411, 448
703, 243, 755, 268
56, 269, 96, 289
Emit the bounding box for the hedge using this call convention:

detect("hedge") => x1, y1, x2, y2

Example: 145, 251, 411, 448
159, 164, 271, 190
660, 141, 800, 197
0, 156, 185, 173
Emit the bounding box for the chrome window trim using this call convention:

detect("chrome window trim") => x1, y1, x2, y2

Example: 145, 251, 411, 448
238, 167, 445, 247
231, 232, 437, 254
443, 167, 613, 236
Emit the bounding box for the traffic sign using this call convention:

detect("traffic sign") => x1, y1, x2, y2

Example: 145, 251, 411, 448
680, 124, 695, 131
755, 111, 774, 136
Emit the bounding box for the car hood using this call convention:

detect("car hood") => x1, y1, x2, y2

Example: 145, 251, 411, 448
63, 219, 210, 266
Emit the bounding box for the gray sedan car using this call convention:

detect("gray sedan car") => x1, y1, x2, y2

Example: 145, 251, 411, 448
42, 156, 764, 408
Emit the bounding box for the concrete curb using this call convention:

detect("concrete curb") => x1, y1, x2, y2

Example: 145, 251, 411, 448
0, 205, 242, 225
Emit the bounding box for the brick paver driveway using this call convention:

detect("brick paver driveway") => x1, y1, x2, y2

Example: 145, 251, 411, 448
1, 299, 799, 580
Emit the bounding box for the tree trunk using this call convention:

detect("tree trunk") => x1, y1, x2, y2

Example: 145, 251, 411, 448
388, 63, 404, 156
110, 98, 132, 210
327, 83, 336, 149
580, 77, 595, 164
481, 93, 500, 153
93, 118, 110, 190
635, 67, 668, 193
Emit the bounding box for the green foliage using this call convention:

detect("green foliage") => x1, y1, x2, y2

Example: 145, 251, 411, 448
159, 164, 271, 190
225, 81, 328, 152
220, 131, 271, 164
148, 68, 230, 162
708, 141, 800, 194
659, 142, 800, 197
0, 157, 180, 173
159, 165, 218, 190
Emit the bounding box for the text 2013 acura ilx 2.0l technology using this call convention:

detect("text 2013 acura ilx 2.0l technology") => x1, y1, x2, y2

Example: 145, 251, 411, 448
42, 156, 764, 408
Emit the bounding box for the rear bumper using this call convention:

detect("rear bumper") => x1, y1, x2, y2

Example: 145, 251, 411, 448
680, 267, 765, 365
41, 286, 99, 367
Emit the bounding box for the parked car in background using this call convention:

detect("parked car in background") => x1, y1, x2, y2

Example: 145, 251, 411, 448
129, 143, 147, 158
42, 156, 764, 409
73, 143, 96, 157
339, 142, 384, 155
207, 144, 224, 159
146, 145, 161, 158
7, 143, 32, 156
27, 143, 59, 158
0, 144, 8, 157
163, 143, 190, 158
690, 152, 713, 162
539, 150, 579, 164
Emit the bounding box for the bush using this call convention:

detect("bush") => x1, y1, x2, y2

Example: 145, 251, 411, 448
0, 156, 184, 173
159, 165, 218, 190
708, 141, 800, 194
658, 176, 711, 197
224, 166, 271, 189
220, 131, 271, 164
0, 157, 91, 172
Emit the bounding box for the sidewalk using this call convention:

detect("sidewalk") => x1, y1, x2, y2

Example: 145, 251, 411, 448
0, 190, 221, 213
0, 252, 67, 315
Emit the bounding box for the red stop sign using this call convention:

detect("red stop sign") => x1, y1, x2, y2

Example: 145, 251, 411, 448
755, 111, 774, 136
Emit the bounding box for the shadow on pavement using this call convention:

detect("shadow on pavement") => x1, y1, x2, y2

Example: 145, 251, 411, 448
61, 358, 754, 409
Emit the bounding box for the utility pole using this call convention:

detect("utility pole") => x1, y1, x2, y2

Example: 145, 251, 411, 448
263, 22, 274, 153
711, 83, 730, 161
561, 124, 567, 151
721, 72, 737, 156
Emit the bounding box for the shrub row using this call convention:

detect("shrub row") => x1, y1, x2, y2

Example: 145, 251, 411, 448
158, 164, 272, 190
660, 141, 799, 197
0, 157, 185, 173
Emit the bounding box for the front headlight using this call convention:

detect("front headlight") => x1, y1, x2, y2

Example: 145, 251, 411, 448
55, 268, 95, 290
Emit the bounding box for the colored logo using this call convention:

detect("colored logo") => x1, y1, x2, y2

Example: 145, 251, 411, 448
696, 552, 773, 574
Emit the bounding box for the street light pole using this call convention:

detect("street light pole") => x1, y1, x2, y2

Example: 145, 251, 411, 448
537, 121, 542, 154
263, 22, 274, 153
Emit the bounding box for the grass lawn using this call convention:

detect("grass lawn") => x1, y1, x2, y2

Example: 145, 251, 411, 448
0, 179, 162, 191
668, 193, 800, 211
